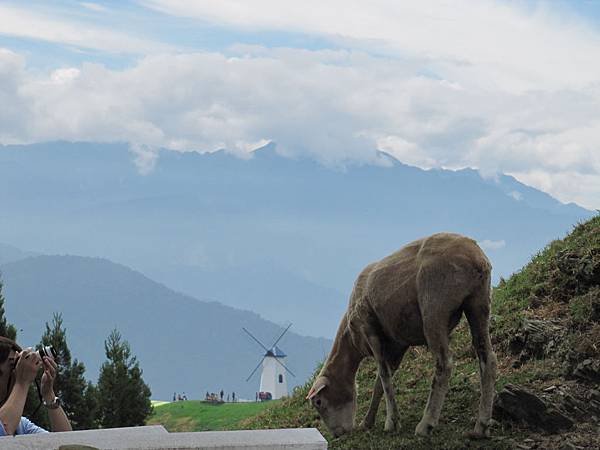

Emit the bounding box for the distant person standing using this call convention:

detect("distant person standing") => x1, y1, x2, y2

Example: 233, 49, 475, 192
232, 392, 235, 403
172, 392, 176, 402
220, 390, 224, 401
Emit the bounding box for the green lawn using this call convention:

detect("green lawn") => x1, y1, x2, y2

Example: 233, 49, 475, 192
151, 400, 169, 407
147, 400, 279, 432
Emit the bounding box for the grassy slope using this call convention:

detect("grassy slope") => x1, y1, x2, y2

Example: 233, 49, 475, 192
147, 400, 277, 432
239, 215, 600, 449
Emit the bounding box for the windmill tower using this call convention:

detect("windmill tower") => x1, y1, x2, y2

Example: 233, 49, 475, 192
243, 324, 295, 400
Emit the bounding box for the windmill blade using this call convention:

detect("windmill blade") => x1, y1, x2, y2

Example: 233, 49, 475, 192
274, 357, 296, 378
271, 323, 292, 348
242, 327, 269, 353
246, 356, 266, 382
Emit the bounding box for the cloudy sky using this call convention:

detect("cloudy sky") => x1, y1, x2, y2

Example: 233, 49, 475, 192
1, 0, 600, 209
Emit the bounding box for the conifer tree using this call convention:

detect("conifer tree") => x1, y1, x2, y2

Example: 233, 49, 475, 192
44, 313, 97, 429
24, 313, 97, 429
96, 329, 152, 428
80, 381, 99, 429
0, 277, 17, 340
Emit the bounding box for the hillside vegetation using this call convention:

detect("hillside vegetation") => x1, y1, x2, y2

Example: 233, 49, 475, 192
238, 215, 600, 449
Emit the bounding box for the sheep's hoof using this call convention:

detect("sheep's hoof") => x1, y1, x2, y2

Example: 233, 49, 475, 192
414, 420, 434, 437
357, 418, 375, 431
464, 422, 490, 440
464, 430, 488, 440
384, 416, 399, 432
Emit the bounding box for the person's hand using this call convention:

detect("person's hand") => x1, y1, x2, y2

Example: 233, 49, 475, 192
41, 356, 58, 401
14, 348, 42, 385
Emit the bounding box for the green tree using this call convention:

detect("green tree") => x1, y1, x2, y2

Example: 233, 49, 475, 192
81, 381, 99, 429
22, 313, 95, 429
0, 277, 17, 340
40, 313, 98, 429
96, 329, 152, 428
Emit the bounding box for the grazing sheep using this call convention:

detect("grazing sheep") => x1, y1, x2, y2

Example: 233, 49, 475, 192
307, 233, 497, 439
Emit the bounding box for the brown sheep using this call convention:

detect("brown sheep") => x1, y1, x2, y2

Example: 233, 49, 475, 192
307, 233, 497, 439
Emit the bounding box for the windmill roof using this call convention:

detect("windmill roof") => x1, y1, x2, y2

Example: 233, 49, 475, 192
264, 345, 286, 358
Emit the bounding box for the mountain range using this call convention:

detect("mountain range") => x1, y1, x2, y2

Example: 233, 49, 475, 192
0, 141, 593, 338
0, 251, 330, 400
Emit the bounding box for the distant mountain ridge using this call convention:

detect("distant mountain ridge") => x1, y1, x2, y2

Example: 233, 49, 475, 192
0, 243, 38, 266
0, 252, 331, 400
0, 141, 593, 337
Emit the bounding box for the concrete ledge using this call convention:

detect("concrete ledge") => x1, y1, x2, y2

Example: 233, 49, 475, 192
145, 428, 327, 449
2, 427, 327, 450
4, 425, 167, 449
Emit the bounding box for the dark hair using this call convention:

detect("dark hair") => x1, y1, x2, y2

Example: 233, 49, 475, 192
0, 337, 21, 405
0, 336, 21, 368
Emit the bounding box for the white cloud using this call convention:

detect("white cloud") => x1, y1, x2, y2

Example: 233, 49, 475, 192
0, 4, 170, 54
2, 0, 600, 208
508, 191, 523, 201
508, 170, 600, 210
79, 2, 108, 13
51, 67, 81, 84
142, 0, 600, 92
2, 44, 600, 208
376, 135, 437, 169
129, 143, 159, 175
479, 239, 506, 251
0, 48, 30, 143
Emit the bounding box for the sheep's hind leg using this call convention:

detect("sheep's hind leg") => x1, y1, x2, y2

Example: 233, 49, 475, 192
415, 324, 452, 437
464, 292, 497, 440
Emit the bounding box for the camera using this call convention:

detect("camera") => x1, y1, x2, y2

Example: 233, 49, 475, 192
38, 346, 57, 360
11, 346, 57, 371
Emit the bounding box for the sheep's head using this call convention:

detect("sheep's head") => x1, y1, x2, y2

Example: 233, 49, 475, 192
307, 375, 356, 437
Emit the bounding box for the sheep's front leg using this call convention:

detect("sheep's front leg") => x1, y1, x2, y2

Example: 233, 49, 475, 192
359, 377, 383, 430
366, 335, 400, 432
359, 346, 407, 430
379, 362, 399, 432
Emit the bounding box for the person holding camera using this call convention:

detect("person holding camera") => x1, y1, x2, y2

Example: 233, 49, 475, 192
0, 336, 72, 436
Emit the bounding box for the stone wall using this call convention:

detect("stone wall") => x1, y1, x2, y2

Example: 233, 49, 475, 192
1, 426, 327, 450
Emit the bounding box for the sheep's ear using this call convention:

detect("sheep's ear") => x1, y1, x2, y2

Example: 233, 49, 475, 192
306, 377, 328, 400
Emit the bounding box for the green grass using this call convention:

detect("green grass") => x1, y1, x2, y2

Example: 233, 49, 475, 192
151, 400, 169, 407
147, 400, 278, 432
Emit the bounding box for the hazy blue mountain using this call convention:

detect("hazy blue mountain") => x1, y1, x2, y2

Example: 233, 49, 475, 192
0, 254, 331, 400
0, 243, 37, 266
0, 141, 593, 337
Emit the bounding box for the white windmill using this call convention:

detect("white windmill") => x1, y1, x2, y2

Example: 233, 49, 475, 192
243, 324, 295, 400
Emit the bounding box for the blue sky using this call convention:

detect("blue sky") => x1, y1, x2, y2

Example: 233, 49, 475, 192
0, 0, 341, 70
1, 0, 600, 209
